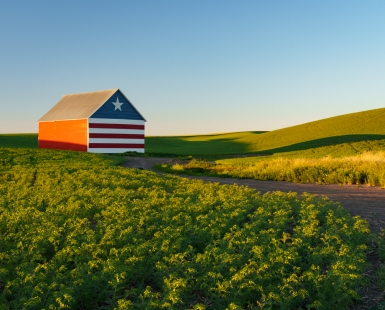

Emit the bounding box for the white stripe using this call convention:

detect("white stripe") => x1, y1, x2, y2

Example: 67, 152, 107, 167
88, 148, 145, 154
87, 119, 89, 152
89, 138, 145, 144
89, 118, 145, 125
88, 128, 145, 134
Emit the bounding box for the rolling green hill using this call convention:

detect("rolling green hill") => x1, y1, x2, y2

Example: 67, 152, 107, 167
145, 131, 267, 155
2, 107, 385, 156
0, 133, 38, 148
146, 107, 385, 155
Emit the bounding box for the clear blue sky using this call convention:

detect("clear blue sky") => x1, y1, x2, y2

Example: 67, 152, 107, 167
1, 1, 384, 135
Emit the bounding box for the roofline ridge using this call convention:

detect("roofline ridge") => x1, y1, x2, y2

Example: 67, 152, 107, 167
117, 90, 147, 122
62, 88, 119, 97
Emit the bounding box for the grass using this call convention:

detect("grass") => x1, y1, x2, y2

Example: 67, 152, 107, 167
3, 133, 385, 160
4, 106, 385, 157
3, 106, 385, 308
269, 139, 385, 159
145, 131, 268, 155
0, 134, 38, 148
146, 107, 385, 155
161, 151, 385, 187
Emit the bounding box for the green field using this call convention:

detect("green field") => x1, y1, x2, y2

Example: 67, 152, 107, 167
2, 106, 385, 308
150, 109, 385, 186
163, 151, 385, 187
147, 107, 385, 186
145, 131, 267, 155
3, 106, 385, 157
0, 134, 38, 148
146, 107, 385, 155
0, 147, 374, 309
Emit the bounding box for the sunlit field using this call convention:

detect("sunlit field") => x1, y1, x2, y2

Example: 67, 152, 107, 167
146, 107, 385, 155
3, 106, 385, 157
0, 147, 372, 309
162, 150, 385, 187
2, 106, 385, 307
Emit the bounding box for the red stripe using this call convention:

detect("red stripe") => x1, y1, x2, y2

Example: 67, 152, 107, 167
89, 133, 144, 139
89, 123, 144, 129
89, 143, 145, 148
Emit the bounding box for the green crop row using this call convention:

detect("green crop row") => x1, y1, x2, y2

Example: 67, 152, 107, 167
0, 148, 371, 309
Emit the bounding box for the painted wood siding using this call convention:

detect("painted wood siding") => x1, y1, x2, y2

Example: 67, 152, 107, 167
88, 118, 145, 153
38, 119, 88, 152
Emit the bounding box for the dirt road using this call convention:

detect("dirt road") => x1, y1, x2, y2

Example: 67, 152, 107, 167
123, 157, 385, 231
121, 157, 174, 170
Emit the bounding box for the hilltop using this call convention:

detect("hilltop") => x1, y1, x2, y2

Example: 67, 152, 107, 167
146, 107, 385, 155
2, 107, 385, 156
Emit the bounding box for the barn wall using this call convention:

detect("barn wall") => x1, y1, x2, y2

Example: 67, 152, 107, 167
38, 119, 88, 152
88, 118, 145, 153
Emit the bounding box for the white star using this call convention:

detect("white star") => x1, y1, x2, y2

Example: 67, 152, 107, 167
112, 97, 124, 111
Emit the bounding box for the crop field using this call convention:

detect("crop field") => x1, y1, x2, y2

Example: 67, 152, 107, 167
147, 109, 385, 187
145, 132, 267, 155
0, 134, 38, 149
156, 134, 385, 187
2, 106, 385, 308
161, 150, 385, 187
146, 107, 385, 156
0, 147, 376, 309
3, 106, 385, 157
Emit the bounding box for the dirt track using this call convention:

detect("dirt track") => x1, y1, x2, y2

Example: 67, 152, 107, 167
123, 157, 385, 232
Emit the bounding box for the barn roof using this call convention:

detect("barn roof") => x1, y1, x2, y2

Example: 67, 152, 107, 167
38, 88, 145, 122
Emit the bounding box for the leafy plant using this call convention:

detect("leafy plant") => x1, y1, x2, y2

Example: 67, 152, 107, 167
0, 148, 371, 309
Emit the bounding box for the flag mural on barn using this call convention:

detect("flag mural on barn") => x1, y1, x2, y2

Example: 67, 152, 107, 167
38, 89, 146, 153
88, 91, 145, 153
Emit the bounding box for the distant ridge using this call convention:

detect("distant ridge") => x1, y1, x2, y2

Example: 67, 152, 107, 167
2, 107, 385, 155
146, 107, 385, 155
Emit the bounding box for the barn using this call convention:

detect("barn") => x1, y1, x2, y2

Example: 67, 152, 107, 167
38, 88, 146, 153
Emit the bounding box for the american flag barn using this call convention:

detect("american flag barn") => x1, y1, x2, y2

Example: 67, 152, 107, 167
38, 89, 146, 153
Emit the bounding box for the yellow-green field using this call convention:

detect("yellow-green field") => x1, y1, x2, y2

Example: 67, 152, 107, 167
0, 147, 373, 309
163, 151, 385, 187
150, 107, 385, 187
147, 107, 385, 155
2, 106, 385, 157
3, 105, 385, 308
0, 134, 38, 148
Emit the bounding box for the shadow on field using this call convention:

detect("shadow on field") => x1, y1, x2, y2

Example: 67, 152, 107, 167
146, 131, 266, 155
262, 134, 385, 154
146, 133, 385, 158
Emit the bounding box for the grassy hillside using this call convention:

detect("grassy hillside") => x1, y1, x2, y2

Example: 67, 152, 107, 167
145, 131, 267, 155
3, 106, 385, 156
0, 134, 38, 148
146, 107, 385, 155
162, 150, 385, 187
